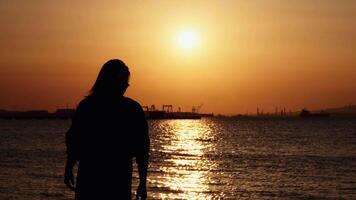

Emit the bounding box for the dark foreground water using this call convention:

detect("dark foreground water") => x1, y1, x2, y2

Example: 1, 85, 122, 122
0, 118, 356, 199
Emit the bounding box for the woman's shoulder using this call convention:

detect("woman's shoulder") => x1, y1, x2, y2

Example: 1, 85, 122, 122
122, 97, 143, 110
76, 96, 95, 111
76, 96, 143, 112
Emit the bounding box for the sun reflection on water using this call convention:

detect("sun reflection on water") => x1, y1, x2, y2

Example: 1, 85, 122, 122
154, 120, 218, 200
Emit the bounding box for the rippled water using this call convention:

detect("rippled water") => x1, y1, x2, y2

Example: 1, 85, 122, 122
0, 118, 356, 199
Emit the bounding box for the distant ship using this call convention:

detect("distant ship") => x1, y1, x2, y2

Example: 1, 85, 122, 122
299, 109, 330, 118
142, 104, 208, 119
144, 110, 201, 119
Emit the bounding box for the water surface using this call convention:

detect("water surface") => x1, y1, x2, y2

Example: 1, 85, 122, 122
0, 118, 355, 199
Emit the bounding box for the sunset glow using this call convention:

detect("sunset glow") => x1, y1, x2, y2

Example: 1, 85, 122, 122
0, 1, 355, 114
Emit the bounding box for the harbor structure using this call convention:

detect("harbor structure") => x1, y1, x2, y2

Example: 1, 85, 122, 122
0, 104, 210, 120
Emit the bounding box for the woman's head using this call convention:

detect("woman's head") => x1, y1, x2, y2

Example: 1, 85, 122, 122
90, 59, 130, 97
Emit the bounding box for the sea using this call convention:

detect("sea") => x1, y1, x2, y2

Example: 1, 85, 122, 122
0, 118, 356, 200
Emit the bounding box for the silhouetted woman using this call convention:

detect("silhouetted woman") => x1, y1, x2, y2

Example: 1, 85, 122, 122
64, 59, 149, 200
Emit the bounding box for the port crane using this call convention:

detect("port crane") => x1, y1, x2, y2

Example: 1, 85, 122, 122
192, 104, 203, 113
162, 105, 173, 113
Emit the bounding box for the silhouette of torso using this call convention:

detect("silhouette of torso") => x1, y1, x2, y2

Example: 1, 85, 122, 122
66, 95, 149, 200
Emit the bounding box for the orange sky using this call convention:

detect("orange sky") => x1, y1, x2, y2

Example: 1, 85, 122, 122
0, 0, 355, 114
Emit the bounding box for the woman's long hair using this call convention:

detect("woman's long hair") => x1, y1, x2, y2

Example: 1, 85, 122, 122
89, 59, 130, 97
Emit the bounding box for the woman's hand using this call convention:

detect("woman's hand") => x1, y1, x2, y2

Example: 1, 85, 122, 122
136, 183, 147, 200
64, 167, 75, 191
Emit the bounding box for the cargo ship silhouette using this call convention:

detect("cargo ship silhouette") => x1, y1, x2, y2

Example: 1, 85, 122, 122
142, 104, 207, 119
299, 109, 330, 118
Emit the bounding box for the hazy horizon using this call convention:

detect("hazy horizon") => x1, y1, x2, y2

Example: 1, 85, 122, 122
1, 0, 355, 114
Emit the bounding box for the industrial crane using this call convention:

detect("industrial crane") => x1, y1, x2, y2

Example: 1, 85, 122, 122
192, 104, 203, 113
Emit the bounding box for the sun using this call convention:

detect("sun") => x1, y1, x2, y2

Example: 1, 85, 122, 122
178, 31, 198, 50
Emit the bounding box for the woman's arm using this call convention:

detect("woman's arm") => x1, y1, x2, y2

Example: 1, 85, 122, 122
64, 101, 85, 191
64, 124, 79, 191
135, 106, 150, 199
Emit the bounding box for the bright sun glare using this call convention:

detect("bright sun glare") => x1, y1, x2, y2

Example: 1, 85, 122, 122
178, 31, 198, 50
